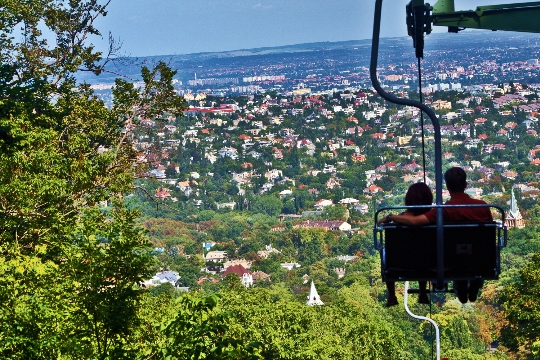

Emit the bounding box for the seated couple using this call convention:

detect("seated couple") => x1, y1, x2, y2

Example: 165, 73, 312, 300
378, 167, 493, 307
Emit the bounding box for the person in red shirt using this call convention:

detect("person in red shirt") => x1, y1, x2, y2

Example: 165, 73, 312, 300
379, 167, 493, 303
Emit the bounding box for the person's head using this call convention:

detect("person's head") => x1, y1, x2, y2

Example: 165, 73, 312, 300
444, 167, 467, 193
405, 182, 433, 215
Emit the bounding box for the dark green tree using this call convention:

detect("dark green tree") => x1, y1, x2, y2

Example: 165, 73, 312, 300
0, 1, 185, 357
500, 251, 540, 356
148, 294, 261, 359
251, 195, 283, 217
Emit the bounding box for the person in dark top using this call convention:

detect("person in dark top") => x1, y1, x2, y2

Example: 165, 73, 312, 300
384, 182, 433, 307
379, 167, 493, 303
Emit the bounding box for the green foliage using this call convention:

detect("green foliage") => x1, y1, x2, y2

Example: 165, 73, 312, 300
500, 251, 540, 355
321, 205, 348, 221
0, 1, 536, 357
286, 228, 329, 266
149, 283, 177, 297
0, 0, 106, 89
0, 1, 188, 358
0, 248, 69, 359
251, 195, 283, 217
148, 294, 261, 360
251, 253, 286, 277
65, 205, 153, 358
220, 283, 406, 359
113, 61, 186, 120
505, 226, 540, 256
143, 218, 197, 250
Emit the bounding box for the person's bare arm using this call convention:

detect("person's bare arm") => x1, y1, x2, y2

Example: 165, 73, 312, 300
378, 213, 430, 226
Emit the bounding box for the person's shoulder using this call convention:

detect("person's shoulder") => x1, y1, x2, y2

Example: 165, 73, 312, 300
454, 193, 488, 204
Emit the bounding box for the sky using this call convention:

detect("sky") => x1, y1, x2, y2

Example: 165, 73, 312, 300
91, 0, 531, 57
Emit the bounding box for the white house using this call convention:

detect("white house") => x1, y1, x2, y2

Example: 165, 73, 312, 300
218, 147, 238, 160
281, 262, 302, 271
142, 270, 180, 287
279, 189, 293, 198
221, 264, 253, 287
314, 199, 333, 209
205, 250, 227, 262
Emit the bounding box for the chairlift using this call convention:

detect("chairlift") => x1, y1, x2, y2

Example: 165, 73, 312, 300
369, 0, 540, 291
369, 0, 540, 357
374, 204, 507, 285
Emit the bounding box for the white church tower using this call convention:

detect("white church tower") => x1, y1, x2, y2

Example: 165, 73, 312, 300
306, 280, 324, 306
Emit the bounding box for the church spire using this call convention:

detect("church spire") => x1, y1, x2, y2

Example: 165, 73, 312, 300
510, 189, 519, 218
306, 280, 324, 306
505, 188, 525, 228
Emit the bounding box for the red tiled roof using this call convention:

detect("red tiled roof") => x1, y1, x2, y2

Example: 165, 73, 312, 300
221, 264, 250, 279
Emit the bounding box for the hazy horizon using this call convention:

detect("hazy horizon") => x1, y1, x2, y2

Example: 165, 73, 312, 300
91, 0, 531, 57
100, 29, 535, 60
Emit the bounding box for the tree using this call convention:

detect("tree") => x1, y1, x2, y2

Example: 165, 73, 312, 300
165, 165, 178, 178
173, 256, 203, 289
65, 205, 153, 358
146, 294, 261, 360
0, 1, 185, 357
251, 195, 283, 217
322, 205, 348, 221
286, 228, 329, 266
219, 283, 407, 359
500, 251, 540, 356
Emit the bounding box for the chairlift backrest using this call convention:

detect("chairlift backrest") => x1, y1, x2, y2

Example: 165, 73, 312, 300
374, 206, 507, 283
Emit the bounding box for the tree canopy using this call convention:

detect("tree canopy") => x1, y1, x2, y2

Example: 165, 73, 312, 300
0, 1, 186, 357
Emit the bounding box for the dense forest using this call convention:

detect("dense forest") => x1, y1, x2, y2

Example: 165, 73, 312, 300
1, 1, 540, 359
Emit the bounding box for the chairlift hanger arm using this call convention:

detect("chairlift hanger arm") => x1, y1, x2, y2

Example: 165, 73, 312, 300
432, 0, 540, 33
372, 0, 446, 289
406, 1, 540, 59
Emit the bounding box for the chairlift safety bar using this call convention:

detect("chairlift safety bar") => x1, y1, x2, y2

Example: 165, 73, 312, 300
374, 203, 508, 248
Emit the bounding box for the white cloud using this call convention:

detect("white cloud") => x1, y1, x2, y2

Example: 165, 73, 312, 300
253, 3, 274, 10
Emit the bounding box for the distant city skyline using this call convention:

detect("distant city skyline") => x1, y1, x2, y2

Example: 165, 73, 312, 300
92, 0, 531, 57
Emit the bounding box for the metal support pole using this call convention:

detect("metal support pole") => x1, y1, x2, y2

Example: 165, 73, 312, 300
404, 281, 441, 359
371, 0, 445, 289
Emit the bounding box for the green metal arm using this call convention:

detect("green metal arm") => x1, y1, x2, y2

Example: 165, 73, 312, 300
432, 0, 540, 33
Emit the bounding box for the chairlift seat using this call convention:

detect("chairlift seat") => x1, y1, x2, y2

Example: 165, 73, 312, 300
376, 221, 504, 282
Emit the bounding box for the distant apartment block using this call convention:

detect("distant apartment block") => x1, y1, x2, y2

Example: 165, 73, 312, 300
385, 74, 402, 81
188, 77, 239, 86
230, 85, 262, 94
243, 75, 285, 82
